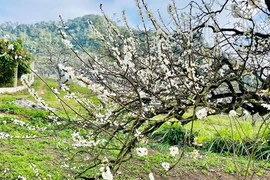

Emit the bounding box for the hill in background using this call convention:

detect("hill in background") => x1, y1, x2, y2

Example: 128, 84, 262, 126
0, 14, 106, 78
0, 14, 104, 53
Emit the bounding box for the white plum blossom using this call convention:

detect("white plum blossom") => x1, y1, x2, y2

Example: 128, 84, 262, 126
53, 88, 60, 95
18, 175, 26, 180
62, 39, 73, 49
261, 104, 270, 110
149, 172, 155, 180
71, 131, 99, 148
134, 129, 147, 142
30, 163, 39, 177
21, 77, 54, 112
100, 166, 113, 180
13, 119, 26, 126
134, 129, 142, 137
3, 168, 10, 173
191, 149, 202, 159
58, 63, 64, 70
65, 66, 75, 80
196, 108, 208, 120
72, 139, 99, 148
169, 146, 179, 156
161, 162, 170, 171
60, 163, 69, 168
0, 132, 12, 139
229, 110, 237, 117
8, 44, 14, 50
136, 147, 148, 156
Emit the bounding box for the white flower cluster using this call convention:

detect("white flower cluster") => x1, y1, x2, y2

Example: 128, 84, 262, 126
30, 163, 39, 177
191, 149, 202, 159
47, 115, 59, 124
136, 147, 148, 156
62, 39, 73, 49
0, 131, 38, 139
196, 108, 208, 120
18, 175, 26, 180
21, 77, 53, 111
262, 103, 270, 110
13, 119, 25, 126
88, 82, 112, 104
89, 21, 106, 42
231, 1, 259, 19
120, 37, 136, 69
161, 162, 170, 171
100, 166, 113, 180
14, 55, 22, 60
3, 168, 10, 173
58, 64, 76, 80
71, 132, 99, 148
0, 132, 12, 139
100, 157, 113, 180
60, 162, 69, 169
169, 146, 179, 156
149, 172, 155, 180
134, 129, 148, 143
58, 64, 114, 110
229, 110, 237, 117
11, 118, 46, 131
8, 44, 14, 51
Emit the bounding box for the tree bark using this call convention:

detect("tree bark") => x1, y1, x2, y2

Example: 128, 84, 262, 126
13, 62, 18, 88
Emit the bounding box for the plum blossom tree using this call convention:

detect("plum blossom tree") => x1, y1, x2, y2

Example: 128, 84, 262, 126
23, 0, 269, 179
38, 43, 77, 88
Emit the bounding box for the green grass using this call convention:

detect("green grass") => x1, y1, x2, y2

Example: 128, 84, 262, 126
0, 77, 269, 179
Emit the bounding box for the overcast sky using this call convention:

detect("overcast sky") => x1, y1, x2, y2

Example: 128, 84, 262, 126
0, 0, 188, 25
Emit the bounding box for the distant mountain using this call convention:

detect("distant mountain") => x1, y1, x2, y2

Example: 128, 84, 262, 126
0, 14, 105, 54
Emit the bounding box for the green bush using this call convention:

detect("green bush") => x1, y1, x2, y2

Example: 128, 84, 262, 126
149, 123, 198, 146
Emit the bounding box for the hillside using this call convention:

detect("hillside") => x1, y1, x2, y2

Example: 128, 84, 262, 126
0, 14, 106, 78
0, 14, 104, 54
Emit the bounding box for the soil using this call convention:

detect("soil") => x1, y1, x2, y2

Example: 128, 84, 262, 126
164, 169, 270, 180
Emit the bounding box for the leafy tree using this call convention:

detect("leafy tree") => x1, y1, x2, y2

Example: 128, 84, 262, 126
0, 37, 31, 87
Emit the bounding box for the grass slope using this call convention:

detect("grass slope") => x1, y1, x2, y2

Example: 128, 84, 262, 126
0, 78, 269, 179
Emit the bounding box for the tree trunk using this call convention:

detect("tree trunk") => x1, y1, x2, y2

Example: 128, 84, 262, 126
14, 62, 18, 88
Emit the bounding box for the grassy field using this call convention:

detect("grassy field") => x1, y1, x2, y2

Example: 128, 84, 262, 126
0, 78, 269, 179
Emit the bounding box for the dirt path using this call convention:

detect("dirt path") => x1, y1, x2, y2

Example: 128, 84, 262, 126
166, 169, 270, 180
0, 112, 15, 117
37, 81, 45, 95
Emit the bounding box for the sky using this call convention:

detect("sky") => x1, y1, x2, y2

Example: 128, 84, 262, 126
0, 0, 188, 25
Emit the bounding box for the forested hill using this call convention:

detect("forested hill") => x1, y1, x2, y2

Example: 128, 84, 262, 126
0, 14, 104, 54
